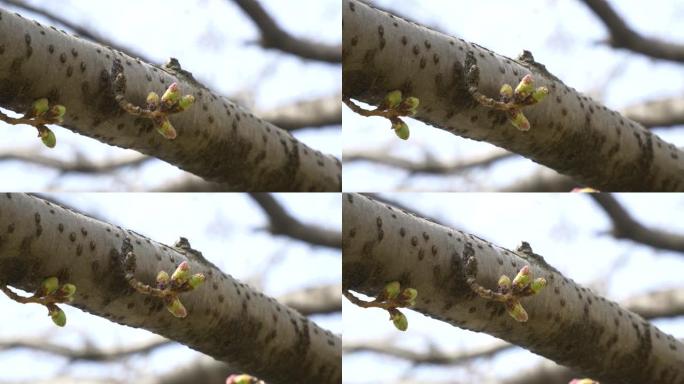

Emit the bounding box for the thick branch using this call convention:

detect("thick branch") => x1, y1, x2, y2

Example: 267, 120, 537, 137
343, 193, 684, 383
0, 0, 152, 63
0, 9, 341, 191
249, 193, 341, 249
342, 0, 684, 191
590, 194, 684, 253
230, 0, 341, 63
345, 286, 684, 366
580, 0, 684, 63
0, 194, 340, 384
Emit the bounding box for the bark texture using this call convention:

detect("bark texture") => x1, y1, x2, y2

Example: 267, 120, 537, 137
342, 0, 684, 191
0, 9, 341, 191
342, 193, 684, 384
0, 194, 341, 384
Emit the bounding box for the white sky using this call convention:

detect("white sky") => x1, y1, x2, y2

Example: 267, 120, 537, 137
0, 193, 341, 382
343, 193, 684, 383
343, 0, 684, 191
0, 0, 341, 191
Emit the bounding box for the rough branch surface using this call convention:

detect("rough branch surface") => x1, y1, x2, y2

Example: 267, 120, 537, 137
0, 194, 341, 384
342, 0, 684, 191
342, 193, 684, 383
0, 9, 341, 191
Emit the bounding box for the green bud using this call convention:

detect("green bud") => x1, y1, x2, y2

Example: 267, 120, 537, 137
39, 277, 60, 296
156, 118, 177, 140
146, 92, 160, 108
514, 74, 534, 99
512, 265, 531, 289
399, 96, 420, 116
32, 98, 50, 116
166, 297, 187, 318
392, 119, 410, 140
499, 84, 513, 100
178, 94, 195, 111
383, 90, 402, 109
48, 305, 67, 327
530, 277, 547, 294
46, 105, 66, 123
38, 126, 57, 148
509, 110, 530, 131
156, 270, 170, 288
171, 261, 190, 284
569, 380, 600, 384
497, 275, 511, 291
398, 288, 418, 307
382, 281, 401, 300
532, 86, 549, 103
188, 273, 205, 289
161, 82, 181, 106
58, 283, 77, 301
389, 308, 408, 331
226, 374, 255, 384
505, 300, 528, 322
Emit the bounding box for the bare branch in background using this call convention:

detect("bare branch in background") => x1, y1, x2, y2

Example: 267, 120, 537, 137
499, 171, 579, 192
0, 151, 150, 174
278, 283, 341, 315
230, 0, 341, 63
622, 97, 684, 128
0, 337, 169, 362
259, 94, 341, 131
249, 193, 341, 249
580, 0, 684, 63
343, 340, 508, 366
345, 149, 512, 175
590, 194, 684, 253
0, 0, 152, 63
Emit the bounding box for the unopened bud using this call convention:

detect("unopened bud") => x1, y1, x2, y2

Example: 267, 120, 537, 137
383, 90, 402, 109
392, 119, 410, 140
156, 118, 177, 139
389, 308, 408, 331
166, 297, 187, 318
506, 300, 528, 322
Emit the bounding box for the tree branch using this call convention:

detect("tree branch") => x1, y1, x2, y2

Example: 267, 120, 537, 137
249, 193, 341, 249
344, 286, 684, 367
0, 193, 340, 384
590, 193, 684, 253
0, 0, 153, 63
622, 96, 684, 128
580, 0, 684, 63
344, 149, 512, 175
342, 0, 684, 191
343, 193, 684, 383
0, 337, 170, 362
0, 150, 150, 174
0, 9, 341, 191
230, 0, 341, 63
258, 94, 341, 131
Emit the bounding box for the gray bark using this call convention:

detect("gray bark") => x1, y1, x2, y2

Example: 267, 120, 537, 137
342, 193, 684, 383
0, 9, 341, 191
342, 0, 684, 191
0, 193, 341, 384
